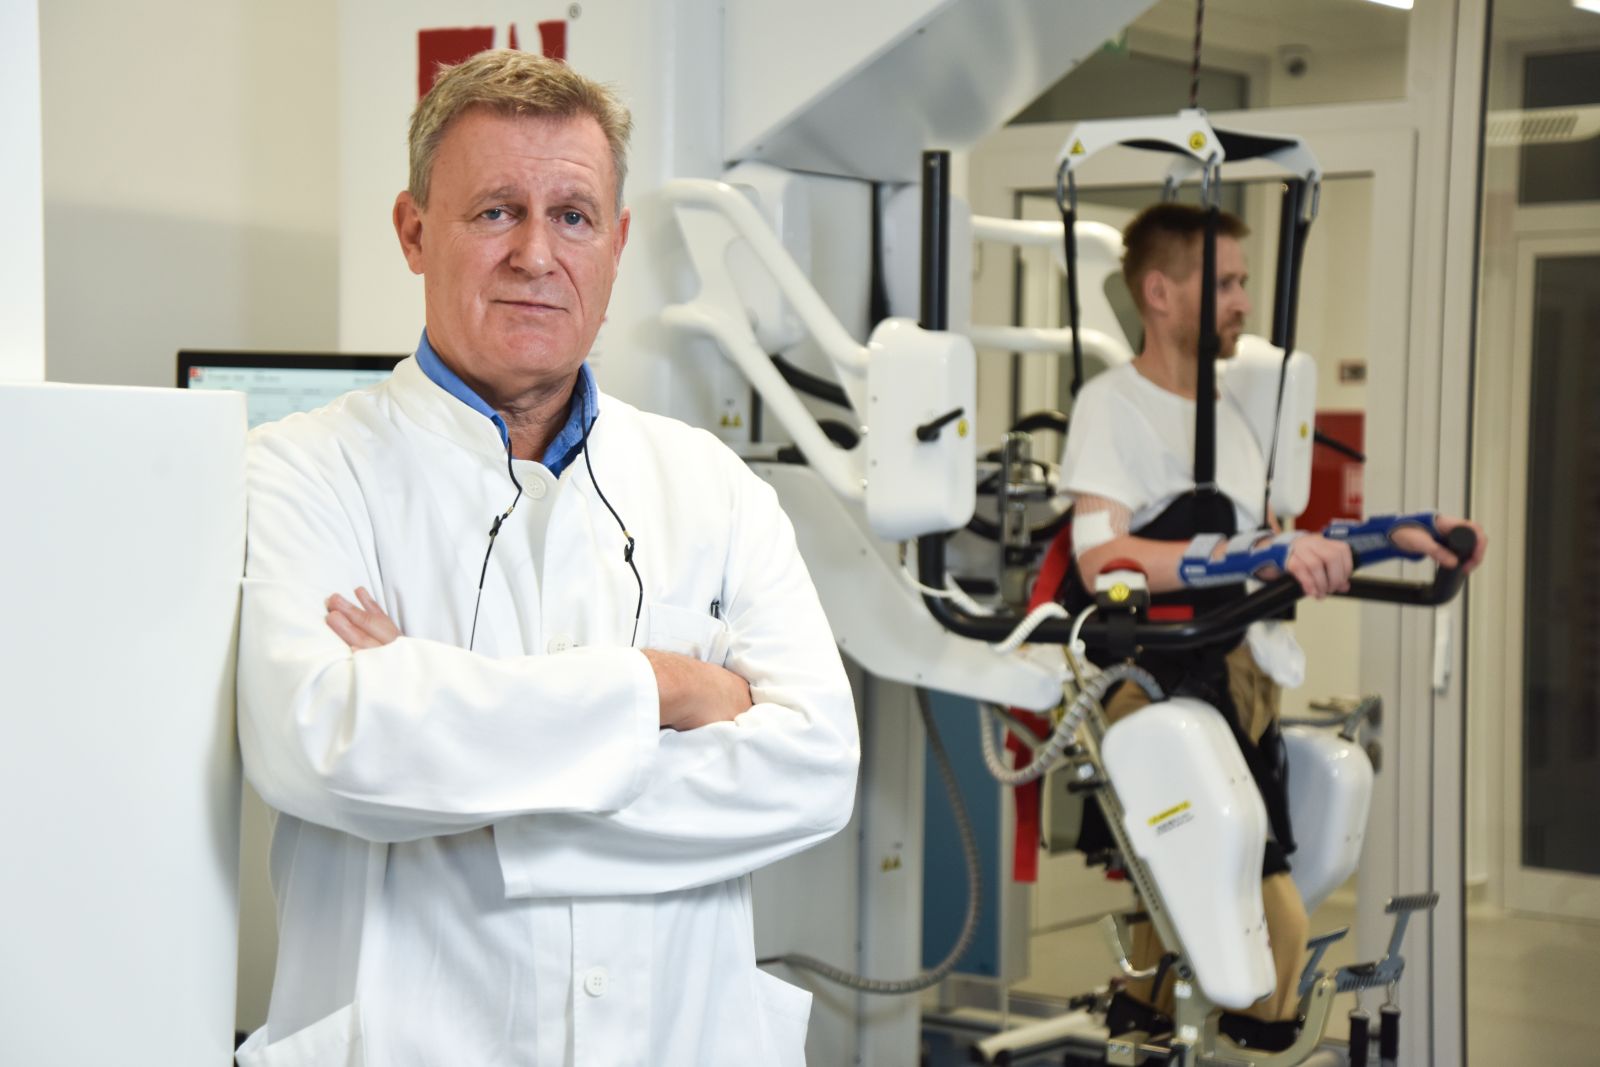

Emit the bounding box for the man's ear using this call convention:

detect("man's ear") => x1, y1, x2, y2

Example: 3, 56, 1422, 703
1142, 270, 1170, 315
394, 191, 426, 276
612, 206, 631, 267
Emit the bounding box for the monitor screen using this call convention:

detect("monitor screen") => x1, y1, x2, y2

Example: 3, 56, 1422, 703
178, 352, 405, 429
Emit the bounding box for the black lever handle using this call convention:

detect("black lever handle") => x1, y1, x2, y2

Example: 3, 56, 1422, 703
916, 407, 966, 443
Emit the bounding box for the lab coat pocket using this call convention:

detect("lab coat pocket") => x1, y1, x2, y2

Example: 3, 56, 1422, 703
234, 1002, 365, 1067
645, 601, 732, 666
753, 969, 812, 1067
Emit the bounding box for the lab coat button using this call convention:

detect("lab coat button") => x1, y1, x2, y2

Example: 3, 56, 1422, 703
528, 479, 547, 500
583, 966, 609, 997
547, 635, 572, 653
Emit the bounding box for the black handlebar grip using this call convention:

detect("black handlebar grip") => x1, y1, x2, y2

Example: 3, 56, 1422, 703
1348, 1009, 1370, 1067
1444, 524, 1477, 565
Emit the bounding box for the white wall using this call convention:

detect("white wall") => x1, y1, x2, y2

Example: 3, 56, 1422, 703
1, 0, 44, 381
1261, 45, 1408, 110
40, 1, 341, 388
37, 0, 344, 1034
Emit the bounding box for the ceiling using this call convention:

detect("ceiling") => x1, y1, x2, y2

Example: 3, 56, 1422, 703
1131, 0, 1600, 58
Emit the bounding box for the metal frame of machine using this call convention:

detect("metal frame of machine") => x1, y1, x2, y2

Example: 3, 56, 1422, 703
663, 101, 1478, 1064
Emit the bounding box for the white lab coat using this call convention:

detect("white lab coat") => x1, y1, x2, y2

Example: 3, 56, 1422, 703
235, 356, 859, 1067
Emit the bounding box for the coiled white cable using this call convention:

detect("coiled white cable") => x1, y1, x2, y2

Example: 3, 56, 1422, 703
977, 662, 1164, 786
989, 601, 1069, 655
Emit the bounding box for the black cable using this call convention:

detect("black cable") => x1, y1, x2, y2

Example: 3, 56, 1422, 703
966, 507, 1070, 546
770, 353, 852, 410
760, 689, 981, 994
1314, 429, 1365, 463
1009, 410, 1069, 437
1189, 0, 1206, 109
469, 443, 525, 652
580, 413, 643, 647
868, 180, 891, 330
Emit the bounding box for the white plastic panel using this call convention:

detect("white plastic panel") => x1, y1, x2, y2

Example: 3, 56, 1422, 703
721, 161, 813, 353
755, 462, 1059, 712
726, 0, 1156, 181
865, 318, 977, 540
883, 185, 973, 334
1221, 334, 1317, 519
0, 384, 246, 1066
1283, 726, 1374, 913
1101, 698, 1274, 1010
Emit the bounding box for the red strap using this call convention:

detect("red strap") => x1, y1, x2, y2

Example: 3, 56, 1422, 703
1008, 526, 1079, 883
1006, 711, 1050, 882
1031, 526, 1076, 611
1147, 604, 1195, 621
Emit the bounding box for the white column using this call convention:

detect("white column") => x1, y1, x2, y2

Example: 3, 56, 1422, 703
0, 383, 247, 1065
0, 0, 45, 381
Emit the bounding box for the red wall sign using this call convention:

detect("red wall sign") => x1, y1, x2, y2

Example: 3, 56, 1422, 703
418, 21, 569, 100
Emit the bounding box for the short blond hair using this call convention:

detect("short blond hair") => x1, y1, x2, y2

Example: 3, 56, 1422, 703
408, 49, 633, 211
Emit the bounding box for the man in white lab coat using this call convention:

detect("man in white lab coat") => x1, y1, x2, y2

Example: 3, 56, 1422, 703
236, 50, 859, 1067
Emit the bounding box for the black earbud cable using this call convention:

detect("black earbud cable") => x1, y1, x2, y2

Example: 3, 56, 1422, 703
469, 442, 525, 651
580, 413, 643, 646
469, 410, 641, 651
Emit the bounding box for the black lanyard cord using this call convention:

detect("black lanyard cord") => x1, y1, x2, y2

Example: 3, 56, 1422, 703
580, 413, 643, 647
468, 441, 525, 652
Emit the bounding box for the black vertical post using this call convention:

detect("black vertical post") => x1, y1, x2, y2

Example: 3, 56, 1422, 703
1194, 204, 1220, 489
920, 151, 950, 333
1062, 199, 1085, 398
1270, 180, 1305, 349
916, 149, 953, 594
1285, 214, 1313, 356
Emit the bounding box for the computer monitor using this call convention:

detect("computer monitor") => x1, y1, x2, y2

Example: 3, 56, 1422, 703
177, 351, 405, 429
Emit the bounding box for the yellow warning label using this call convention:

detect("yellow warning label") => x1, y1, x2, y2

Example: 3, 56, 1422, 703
957, 418, 970, 438
1109, 583, 1130, 603
1188, 131, 1207, 151
1148, 800, 1191, 827
1071, 139, 1086, 155
1299, 421, 1310, 439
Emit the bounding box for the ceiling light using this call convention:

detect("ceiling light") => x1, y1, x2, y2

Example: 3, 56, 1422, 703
1365, 0, 1413, 9
1575, 0, 1600, 14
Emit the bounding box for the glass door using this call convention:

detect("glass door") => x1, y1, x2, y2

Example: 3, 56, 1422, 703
1503, 235, 1600, 921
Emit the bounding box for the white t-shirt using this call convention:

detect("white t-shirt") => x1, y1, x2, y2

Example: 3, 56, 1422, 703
1058, 363, 1306, 686
1058, 362, 1266, 533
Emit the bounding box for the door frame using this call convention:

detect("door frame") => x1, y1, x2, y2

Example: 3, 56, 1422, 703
1489, 229, 1600, 922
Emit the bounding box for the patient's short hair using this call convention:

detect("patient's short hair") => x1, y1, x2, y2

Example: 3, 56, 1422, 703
1122, 203, 1249, 312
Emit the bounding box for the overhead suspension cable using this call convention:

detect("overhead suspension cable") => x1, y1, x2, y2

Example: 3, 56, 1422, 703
1189, 0, 1206, 109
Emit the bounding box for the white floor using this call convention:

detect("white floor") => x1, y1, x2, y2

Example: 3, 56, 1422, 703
1010, 858, 1600, 1064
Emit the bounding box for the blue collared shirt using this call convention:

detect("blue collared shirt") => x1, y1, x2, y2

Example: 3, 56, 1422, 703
414, 330, 599, 478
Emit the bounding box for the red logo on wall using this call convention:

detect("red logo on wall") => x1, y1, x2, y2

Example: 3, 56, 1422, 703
418, 21, 568, 99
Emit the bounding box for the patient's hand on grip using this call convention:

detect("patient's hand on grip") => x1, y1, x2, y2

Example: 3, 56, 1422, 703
644, 649, 754, 731
1281, 535, 1354, 600
1392, 514, 1488, 575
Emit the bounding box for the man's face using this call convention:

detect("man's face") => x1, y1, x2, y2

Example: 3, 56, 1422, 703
1166, 234, 1251, 358
393, 109, 629, 404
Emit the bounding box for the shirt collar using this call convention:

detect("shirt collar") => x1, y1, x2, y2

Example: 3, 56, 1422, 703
413, 329, 600, 477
